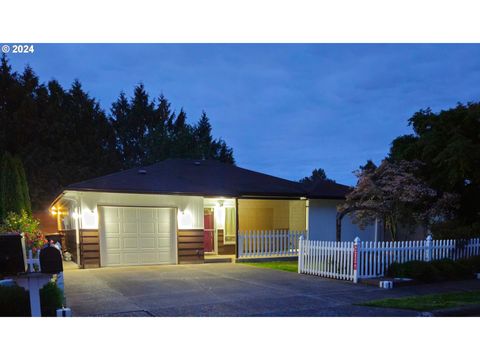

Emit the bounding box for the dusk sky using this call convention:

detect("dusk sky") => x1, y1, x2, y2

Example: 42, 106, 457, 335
7, 44, 480, 185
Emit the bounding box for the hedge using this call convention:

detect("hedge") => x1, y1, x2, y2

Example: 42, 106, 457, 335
387, 256, 480, 283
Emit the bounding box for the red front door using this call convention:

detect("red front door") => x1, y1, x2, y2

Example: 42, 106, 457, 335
204, 211, 214, 252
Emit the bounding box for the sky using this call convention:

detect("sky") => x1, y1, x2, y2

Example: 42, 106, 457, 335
6, 44, 480, 185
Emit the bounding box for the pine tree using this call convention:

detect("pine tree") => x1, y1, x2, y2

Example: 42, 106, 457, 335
12, 155, 31, 214
0, 152, 25, 219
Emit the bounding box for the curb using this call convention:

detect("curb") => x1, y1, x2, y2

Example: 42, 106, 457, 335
419, 304, 480, 317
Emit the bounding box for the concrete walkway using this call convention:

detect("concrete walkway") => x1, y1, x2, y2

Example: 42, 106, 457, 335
63, 263, 480, 316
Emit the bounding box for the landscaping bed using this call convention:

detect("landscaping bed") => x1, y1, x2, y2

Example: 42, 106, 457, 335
360, 290, 480, 312
0, 281, 63, 317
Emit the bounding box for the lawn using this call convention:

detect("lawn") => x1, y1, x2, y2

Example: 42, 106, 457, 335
360, 290, 480, 311
242, 261, 298, 273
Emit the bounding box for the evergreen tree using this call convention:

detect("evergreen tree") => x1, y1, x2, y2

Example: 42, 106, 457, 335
13, 156, 31, 214
0, 152, 26, 219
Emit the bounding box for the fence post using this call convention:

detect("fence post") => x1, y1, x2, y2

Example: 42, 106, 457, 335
238, 232, 243, 258
298, 235, 304, 274
424, 234, 432, 262
353, 237, 360, 283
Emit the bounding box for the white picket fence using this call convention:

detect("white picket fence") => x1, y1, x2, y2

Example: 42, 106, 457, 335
299, 237, 480, 283
238, 230, 307, 258
298, 240, 354, 281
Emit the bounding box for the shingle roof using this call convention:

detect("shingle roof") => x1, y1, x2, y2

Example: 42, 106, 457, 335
64, 159, 350, 199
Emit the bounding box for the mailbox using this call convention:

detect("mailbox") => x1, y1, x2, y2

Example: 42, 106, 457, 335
0, 233, 26, 275
39, 245, 63, 274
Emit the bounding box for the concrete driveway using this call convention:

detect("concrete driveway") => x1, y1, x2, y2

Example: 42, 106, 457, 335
63, 263, 480, 316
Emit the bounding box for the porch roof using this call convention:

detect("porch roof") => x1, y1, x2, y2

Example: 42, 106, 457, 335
62, 159, 350, 199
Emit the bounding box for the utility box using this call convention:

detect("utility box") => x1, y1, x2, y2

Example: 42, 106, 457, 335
0, 233, 26, 275
39, 245, 63, 274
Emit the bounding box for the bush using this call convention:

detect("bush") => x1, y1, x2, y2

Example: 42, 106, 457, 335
387, 260, 441, 282
0, 282, 63, 317
458, 255, 480, 273
387, 258, 477, 282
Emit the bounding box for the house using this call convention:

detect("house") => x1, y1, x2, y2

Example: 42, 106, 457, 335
50, 159, 376, 268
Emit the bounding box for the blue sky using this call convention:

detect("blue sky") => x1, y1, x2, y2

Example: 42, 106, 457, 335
7, 44, 480, 185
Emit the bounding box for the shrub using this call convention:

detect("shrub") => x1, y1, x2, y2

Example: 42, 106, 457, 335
458, 255, 480, 273
0, 285, 30, 316
0, 210, 46, 253
430, 259, 472, 280
0, 209, 39, 234
387, 260, 441, 282
387, 258, 477, 282
0, 282, 64, 317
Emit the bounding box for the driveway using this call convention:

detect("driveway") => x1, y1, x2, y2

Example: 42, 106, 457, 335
64, 263, 480, 316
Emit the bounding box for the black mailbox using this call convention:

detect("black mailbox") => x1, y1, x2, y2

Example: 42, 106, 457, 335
0, 233, 26, 275
39, 245, 63, 274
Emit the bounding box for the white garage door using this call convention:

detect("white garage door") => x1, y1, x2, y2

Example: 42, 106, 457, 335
99, 206, 176, 266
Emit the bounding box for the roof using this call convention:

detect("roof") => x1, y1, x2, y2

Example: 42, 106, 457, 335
62, 159, 350, 199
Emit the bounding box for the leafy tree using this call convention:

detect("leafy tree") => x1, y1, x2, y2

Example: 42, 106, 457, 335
389, 103, 480, 237
299, 168, 333, 185
337, 160, 458, 242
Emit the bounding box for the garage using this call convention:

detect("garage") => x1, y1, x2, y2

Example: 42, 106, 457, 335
99, 206, 177, 266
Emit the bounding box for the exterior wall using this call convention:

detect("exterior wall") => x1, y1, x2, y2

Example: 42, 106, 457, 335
177, 229, 204, 264
76, 191, 204, 230
238, 199, 306, 231
308, 199, 376, 242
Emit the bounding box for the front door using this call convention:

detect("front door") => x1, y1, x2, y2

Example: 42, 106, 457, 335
204, 209, 214, 252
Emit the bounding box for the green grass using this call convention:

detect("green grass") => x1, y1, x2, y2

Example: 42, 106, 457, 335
242, 261, 298, 273
361, 290, 480, 311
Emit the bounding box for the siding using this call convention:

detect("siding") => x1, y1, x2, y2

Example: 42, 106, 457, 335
177, 229, 204, 264
217, 229, 235, 255
308, 199, 376, 242
80, 230, 100, 268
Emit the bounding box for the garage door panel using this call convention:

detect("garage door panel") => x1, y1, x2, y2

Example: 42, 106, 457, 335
105, 236, 120, 250
105, 253, 121, 266
100, 206, 176, 267
139, 237, 155, 249
139, 222, 155, 234
122, 222, 138, 234
123, 237, 139, 249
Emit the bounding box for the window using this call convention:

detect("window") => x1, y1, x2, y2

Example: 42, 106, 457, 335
224, 207, 236, 244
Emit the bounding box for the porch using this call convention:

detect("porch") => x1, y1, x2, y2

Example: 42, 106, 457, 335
202, 198, 308, 260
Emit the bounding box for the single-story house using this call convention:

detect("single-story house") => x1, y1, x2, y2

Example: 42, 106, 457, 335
50, 159, 376, 268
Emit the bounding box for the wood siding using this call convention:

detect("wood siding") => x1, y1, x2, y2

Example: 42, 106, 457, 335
178, 229, 204, 264
217, 229, 236, 255
80, 230, 100, 269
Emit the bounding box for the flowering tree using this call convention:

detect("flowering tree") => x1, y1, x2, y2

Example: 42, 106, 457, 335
0, 210, 47, 253
337, 160, 459, 242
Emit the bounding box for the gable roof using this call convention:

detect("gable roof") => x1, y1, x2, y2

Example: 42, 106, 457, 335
63, 159, 350, 199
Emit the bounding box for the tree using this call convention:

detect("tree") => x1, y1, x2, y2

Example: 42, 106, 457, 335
0, 152, 31, 219
389, 103, 480, 237
337, 160, 458, 242
299, 168, 333, 185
